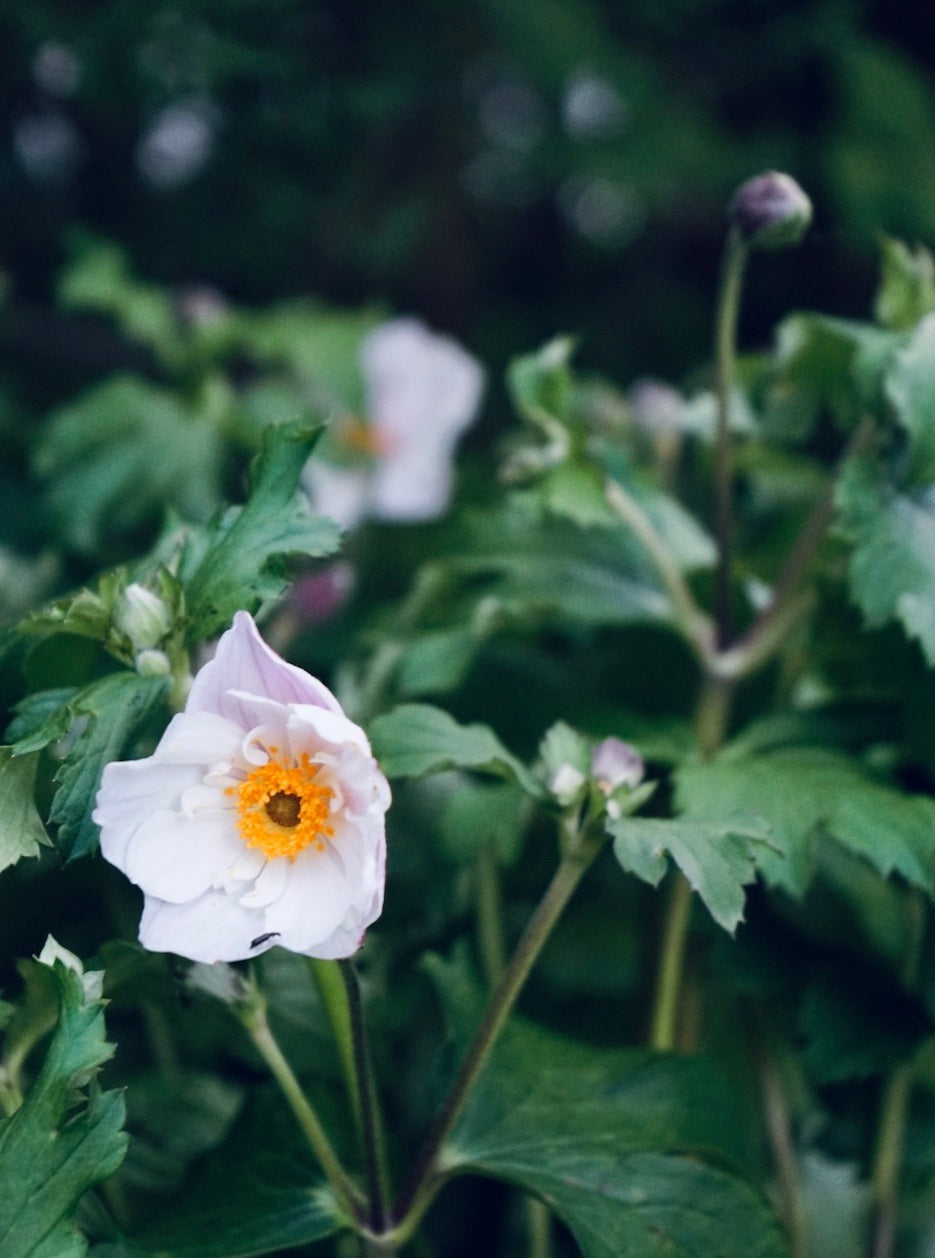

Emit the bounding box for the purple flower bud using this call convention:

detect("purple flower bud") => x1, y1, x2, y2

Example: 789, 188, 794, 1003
591, 738, 644, 794
729, 171, 812, 250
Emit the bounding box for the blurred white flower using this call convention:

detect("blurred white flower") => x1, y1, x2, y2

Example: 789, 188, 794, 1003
94, 612, 390, 963
304, 318, 485, 529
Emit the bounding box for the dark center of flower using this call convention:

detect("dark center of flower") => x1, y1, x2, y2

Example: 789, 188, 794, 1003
265, 791, 302, 828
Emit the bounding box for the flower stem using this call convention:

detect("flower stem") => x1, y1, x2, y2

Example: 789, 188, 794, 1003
388, 844, 599, 1245
869, 893, 925, 1258
752, 1007, 808, 1258
475, 842, 507, 988
311, 958, 359, 1123
604, 476, 713, 658
713, 226, 749, 649
648, 873, 695, 1053
340, 960, 390, 1233
240, 1000, 363, 1223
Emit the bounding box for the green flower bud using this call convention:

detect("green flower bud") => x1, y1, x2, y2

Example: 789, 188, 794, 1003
114, 582, 172, 651
728, 171, 812, 250
135, 648, 172, 677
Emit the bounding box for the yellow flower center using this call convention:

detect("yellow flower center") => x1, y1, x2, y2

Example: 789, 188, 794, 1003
227, 750, 335, 861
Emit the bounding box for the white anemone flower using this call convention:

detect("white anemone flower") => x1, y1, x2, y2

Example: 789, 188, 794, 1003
304, 318, 485, 529
93, 612, 390, 964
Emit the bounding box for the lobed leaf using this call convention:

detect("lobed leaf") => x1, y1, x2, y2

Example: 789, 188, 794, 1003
0, 956, 127, 1258
0, 749, 51, 875
445, 1018, 786, 1258
182, 424, 341, 640
676, 747, 935, 898
835, 454, 935, 664
49, 672, 169, 861
608, 816, 770, 933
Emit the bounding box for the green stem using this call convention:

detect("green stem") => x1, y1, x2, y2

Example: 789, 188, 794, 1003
340, 960, 389, 1233
241, 1001, 363, 1223
715, 414, 878, 684
649, 672, 735, 1052
869, 894, 926, 1258
473, 847, 551, 1258
311, 958, 359, 1124
713, 227, 749, 649
753, 1010, 808, 1258
387, 845, 600, 1245
604, 476, 713, 659
475, 843, 507, 987
870, 1065, 912, 1258
648, 874, 694, 1052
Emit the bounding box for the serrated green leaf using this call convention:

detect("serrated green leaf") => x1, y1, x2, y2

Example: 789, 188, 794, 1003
369, 703, 541, 796
608, 816, 770, 933
7, 687, 78, 754
445, 1019, 786, 1258
676, 748, 935, 898
0, 749, 50, 874
874, 236, 935, 331
766, 313, 898, 438
884, 313, 935, 483
0, 958, 127, 1258
50, 672, 169, 860
35, 376, 224, 555
835, 454, 935, 663
182, 424, 341, 640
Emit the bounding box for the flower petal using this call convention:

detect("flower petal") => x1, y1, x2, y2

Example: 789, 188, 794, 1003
187, 612, 343, 721
139, 890, 270, 963
95, 759, 203, 870
122, 809, 244, 903
263, 846, 355, 954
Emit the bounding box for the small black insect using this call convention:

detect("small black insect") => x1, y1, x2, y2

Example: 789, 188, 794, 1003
250, 932, 281, 949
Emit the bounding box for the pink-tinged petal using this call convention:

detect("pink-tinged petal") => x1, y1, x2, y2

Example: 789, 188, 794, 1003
153, 711, 245, 766
286, 704, 372, 757
139, 891, 270, 963
370, 449, 455, 521
302, 460, 370, 531
361, 319, 485, 444
362, 319, 485, 522
122, 809, 244, 903
187, 612, 342, 721
263, 847, 354, 953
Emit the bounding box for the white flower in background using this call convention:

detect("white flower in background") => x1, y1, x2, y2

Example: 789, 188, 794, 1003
94, 612, 390, 963
304, 318, 485, 529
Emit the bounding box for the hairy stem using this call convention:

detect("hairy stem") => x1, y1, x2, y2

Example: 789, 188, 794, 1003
388, 844, 599, 1244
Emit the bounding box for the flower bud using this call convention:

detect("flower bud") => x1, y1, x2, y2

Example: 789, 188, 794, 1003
728, 171, 812, 250
135, 648, 172, 677
549, 763, 587, 807
114, 582, 172, 651
591, 738, 644, 795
